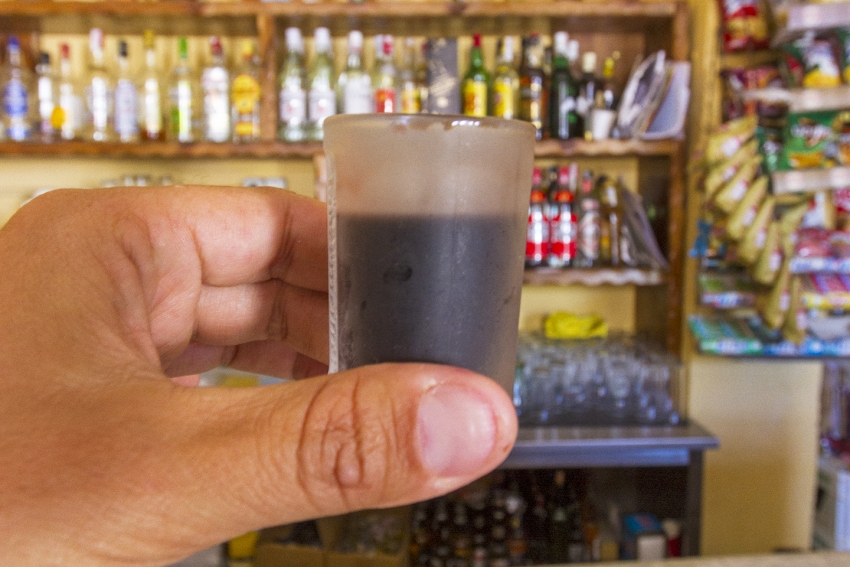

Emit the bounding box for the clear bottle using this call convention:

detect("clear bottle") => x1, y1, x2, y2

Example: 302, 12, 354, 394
36, 52, 58, 142
56, 43, 80, 140
525, 167, 549, 269
140, 30, 164, 141
84, 28, 112, 142
596, 52, 619, 111
231, 39, 261, 143
490, 36, 519, 120
307, 27, 336, 141
114, 40, 139, 142
575, 170, 601, 268
415, 40, 429, 111
549, 32, 579, 140
201, 36, 230, 143
462, 33, 489, 118
548, 164, 577, 268
1, 36, 34, 142
373, 34, 397, 113
398, 38, 421, 114
577, 52, 600, 141
169, 36, 198, 143
279, 27, 307, 142
598, 175, 622, 267
519, 33, 546, 141
337, 30, 372, 114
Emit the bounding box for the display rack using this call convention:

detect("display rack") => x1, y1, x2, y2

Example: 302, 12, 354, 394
771, 1, 850, 47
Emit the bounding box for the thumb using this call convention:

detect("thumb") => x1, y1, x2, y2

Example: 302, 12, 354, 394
135, 363, 516, 563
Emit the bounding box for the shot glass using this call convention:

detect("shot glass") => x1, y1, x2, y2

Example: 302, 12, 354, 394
324, 114, 536, 392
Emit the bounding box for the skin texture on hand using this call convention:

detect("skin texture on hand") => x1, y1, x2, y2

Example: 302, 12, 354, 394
0, 186, 518, 567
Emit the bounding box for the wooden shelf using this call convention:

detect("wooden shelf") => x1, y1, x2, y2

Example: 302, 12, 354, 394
0, 1, 681, 19
523, 267, 667, 286
0, 139, 682, 160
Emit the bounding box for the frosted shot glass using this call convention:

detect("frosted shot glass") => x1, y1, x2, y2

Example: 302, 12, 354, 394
323, 114, 536, 392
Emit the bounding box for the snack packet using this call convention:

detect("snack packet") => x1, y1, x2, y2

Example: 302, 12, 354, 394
752, 221, 783, 285
757, 126, 784, 174
835, 28, 850, 84
717, 0, 770, 52
779, 199, 813, 237
782, 111, 838, 170
713, 155, 763, 214
800, 191, 836, 230
782, 32, 842, 88
706, 115, 759, 165
834, 111, 850, 166
739, 195, 775, 264
704, 138, 759, 199
726, 176, 769, 241
781, 276, 807, 344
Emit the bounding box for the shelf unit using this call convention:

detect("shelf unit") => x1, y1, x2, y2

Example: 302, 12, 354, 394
0, 0, 714, 556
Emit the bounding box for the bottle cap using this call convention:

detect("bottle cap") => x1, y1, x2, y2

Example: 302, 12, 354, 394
209, 35, 222, 56
143, 29, 155, 50
118, 39, 128, 58
89, 28, 104, 52
374, 33, 384, 53
314, 27, 331, 52
40, 51, 50, 65
348, 30, 363, 50
382, 34, 394, 56
502, 36, 514, 58
285, 27, 303, 52
472, 33, 482, 48
553, 31, 569, 56
7, 35, 19, 50
60, 43, 70, 59
241, 39, 254, 58
568, 40, 580, 61
583, 52, 597, 72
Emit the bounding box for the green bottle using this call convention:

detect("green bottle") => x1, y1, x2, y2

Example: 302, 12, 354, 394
462, 34, 490, 117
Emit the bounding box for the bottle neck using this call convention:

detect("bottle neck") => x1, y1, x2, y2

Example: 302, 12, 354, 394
145, 48, 156, 69
8, 49, 20, 67
346, 49, 362, 70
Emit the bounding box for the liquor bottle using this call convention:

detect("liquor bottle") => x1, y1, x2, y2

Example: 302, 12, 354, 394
399, 38, 421, 114
201, 36, 230, 143
548, 164, 577, 268
114, 40, 139, 143
525, 167, 549, 268
462, 34, 489, 117
598, 175, 623, 266
1, 36, 34, 141
279, 27, 307, 141
56, 43, 80, 140
596, 53, 619, 111
490, 36, 519, 120
415, 40, 429, 112
519, 34, 546, 140
231, 39, 261, 142
35, 52, 57, 142
84, 28, 112, 142
575, 170, 601, 267
547, 470, 571, 563
307, 28, 336, 141
373, 35, 397, 113
577, 52, 600, 141
140, 30, 164, 141
336, 30, 371, 115
549, 32, 579, 140
169, 36, 198, 143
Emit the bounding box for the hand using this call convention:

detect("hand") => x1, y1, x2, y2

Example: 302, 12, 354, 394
0, 186, 517, 567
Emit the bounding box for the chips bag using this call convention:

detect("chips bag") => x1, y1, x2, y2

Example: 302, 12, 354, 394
760, 250, 792, 330
726, 176, 769, 241
717, 0, 770, 52
713, 155, 763, 214
781, 276, 807, 344
782, 33, 842, 88
704, 138, 759, 199
782, 111, 838, 170
752, 221, 783, 285
706, 115, 759, 165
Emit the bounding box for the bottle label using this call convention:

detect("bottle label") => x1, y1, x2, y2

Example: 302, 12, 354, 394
280, 86, 306, 124
202, 68, 230, 142
400, 85, 420, 114
114, 79, 138, 137
463, 80, 487, 117
4, 79, 28, 119
526, 209, 549, 262
375, 87, 396, 113
549, 209, 577, 264
86, 77, 111, 133
142, 78, 162, 137
232, 74, 260, 115
170, 80, 193, 141
492, 81, 516, 119
308, 85, 336, 123
343, 77, 372, 114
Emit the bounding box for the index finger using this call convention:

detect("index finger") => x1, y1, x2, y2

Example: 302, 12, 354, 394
139, 185, 329, 291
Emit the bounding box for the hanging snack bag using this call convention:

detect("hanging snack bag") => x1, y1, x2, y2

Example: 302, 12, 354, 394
782, 33, 842, 88
760, 250, 792, 330
706, 115, 759, 165
726, 176, 769, 241
781, 111, 838, 170
704, 138, 759, 199
713, 154, 763, 214
779, 199, 814, 237
739, 195, 775, 264
717, 0, 770, 52
753, 221, 783, 285
801, 191, 837, 230
782, 276, 808, 344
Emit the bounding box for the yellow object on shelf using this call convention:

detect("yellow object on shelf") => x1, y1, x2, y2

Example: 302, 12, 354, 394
544, 311, 608, 340
228, 531, 260, 560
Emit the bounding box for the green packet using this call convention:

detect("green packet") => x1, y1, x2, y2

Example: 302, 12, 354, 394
780, 110, 838, 170
757, 126, 783, 174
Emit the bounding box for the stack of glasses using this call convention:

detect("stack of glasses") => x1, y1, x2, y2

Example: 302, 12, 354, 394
514, 333, 681, 427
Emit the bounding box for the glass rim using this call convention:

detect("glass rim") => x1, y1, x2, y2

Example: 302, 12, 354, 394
323, 113, 537, 134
